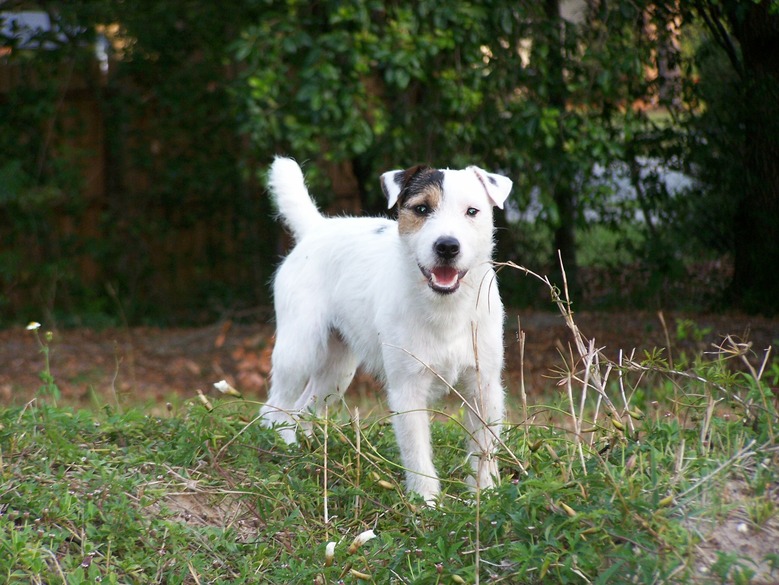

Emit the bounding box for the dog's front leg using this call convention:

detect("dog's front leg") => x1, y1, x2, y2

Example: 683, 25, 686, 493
462, 369, 504, 492
386, 381, 440, 504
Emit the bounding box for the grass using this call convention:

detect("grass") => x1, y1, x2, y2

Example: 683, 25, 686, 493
2, 266, 778, 584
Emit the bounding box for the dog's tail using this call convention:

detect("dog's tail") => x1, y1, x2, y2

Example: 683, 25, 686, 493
268, 157, 324, 240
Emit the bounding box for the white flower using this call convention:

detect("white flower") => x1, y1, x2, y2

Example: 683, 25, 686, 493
348, 529, 376, 554
26, 322, 41, 331
324, 541, 336, 566
213, 380, 241, 398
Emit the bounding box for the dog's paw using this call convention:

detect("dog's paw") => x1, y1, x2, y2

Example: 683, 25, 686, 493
406, 475, 441, 507
465, 471, 499, 493
259, 405, 299, 445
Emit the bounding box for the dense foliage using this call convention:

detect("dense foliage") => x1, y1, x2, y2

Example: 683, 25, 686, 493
0, 1, 275, 324
233, 1, 687, 289
0, 1, 777, 323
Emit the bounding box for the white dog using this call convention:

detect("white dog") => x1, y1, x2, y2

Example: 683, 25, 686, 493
260, 157, 512, 503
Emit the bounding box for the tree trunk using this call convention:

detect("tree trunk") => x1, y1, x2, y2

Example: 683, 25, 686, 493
545, 0, 580, 294
325, 159, 362, 215
726, 2, 779, 313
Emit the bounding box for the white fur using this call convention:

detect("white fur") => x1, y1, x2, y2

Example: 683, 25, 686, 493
260, 156, 512, 503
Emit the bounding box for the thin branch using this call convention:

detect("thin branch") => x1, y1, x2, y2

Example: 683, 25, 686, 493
694, 0, 744, 79
517, 315, 528, 429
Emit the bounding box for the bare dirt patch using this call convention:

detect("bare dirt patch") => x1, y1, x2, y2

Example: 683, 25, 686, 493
1, 310, 776, 409
688, 474, 779, 584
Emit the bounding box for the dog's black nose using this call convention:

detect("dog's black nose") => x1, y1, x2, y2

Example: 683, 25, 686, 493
434, 236, 460, 260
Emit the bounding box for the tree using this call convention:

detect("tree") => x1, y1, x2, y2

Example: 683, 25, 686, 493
679, 0, 779, 313
233, 0, 530, 207
719, 2, 779, 312
543, 0, 581, 292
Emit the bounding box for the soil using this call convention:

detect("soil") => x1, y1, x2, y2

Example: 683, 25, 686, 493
688, 477, 779, 584
2, 310, 776, 408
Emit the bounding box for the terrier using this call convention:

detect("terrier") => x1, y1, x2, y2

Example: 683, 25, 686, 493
260, 157, 512, 503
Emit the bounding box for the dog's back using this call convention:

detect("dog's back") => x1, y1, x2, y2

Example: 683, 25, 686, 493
268, 157, 324, 241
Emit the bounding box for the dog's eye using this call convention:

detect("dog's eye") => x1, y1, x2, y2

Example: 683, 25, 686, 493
413, 204, 431, 216
466, 207, 480, 217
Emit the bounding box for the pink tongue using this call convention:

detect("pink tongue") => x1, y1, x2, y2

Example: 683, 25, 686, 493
431, 266, 458, 287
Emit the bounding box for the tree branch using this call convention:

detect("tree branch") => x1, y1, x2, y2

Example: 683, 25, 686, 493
694, 0, 745, 79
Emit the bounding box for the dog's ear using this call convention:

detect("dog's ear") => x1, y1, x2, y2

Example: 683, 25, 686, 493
468, 166, 512, 210
380, 165, 429, 209
381, 165, 429, 209
380, 170, 404, 209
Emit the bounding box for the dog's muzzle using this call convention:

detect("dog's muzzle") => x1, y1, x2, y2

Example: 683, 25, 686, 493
420, 265, 468, 294
420, 236, 467, 294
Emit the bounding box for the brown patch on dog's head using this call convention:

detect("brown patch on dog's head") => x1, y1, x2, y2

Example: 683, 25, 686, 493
396, 167, 444, 236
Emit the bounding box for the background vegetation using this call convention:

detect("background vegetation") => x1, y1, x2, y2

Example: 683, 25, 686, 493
1, 0, 778, 325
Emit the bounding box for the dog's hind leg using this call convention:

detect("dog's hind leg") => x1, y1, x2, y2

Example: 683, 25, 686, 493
260, 319, 329, 443
260, 368, 307, 444
461, 369, 504, 491
261, 326, 357, 443
292, 332, 358, 436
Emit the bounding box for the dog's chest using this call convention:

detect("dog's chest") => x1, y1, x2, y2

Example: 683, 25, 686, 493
404, 319, 476, 379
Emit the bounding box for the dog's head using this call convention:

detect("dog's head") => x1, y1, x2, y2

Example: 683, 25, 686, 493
380, 165, 512, 295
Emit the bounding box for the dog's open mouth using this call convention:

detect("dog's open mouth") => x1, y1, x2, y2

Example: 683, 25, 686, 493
420, 265, 468, 294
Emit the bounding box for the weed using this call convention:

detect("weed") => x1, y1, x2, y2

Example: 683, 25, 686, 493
25, 321, 60, 406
